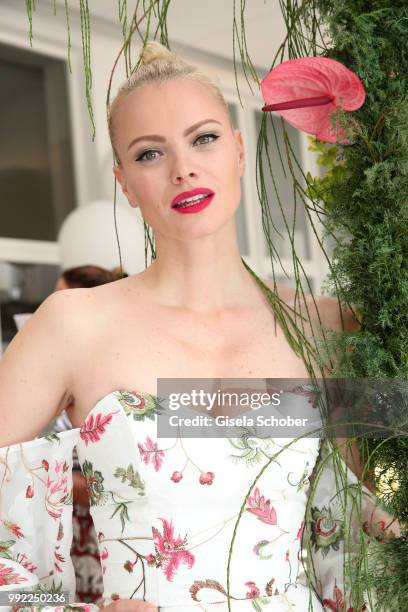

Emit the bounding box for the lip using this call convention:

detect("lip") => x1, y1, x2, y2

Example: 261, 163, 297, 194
172, 193, 214, 214
171, 188, 214, 208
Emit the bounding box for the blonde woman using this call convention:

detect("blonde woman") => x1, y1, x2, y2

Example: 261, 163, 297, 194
0, 43, 386, 611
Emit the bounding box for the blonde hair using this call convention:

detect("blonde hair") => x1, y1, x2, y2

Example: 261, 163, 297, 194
108, 41, 229, 164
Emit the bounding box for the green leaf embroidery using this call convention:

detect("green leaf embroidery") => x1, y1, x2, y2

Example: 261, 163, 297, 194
110, 502, 131, 534
114, 464, 145, 494
44, 432, 61, 444
0, 539, 15, 559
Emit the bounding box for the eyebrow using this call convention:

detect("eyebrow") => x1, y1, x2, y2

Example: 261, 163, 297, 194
127, 119, 222, 151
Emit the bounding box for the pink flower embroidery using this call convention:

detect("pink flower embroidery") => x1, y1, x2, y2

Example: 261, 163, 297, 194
80, 411, 118, 446
54, 548, 65, 574
25, 485, 34, 498
100, 546, 109, 575
0, 562, 28, 586
1, 520, 24, 539
152, 518, 194, 581
246, 488, 277, 525
46, 473, 69, 520
19, 553, 37, 574
54, 459, 66, 473
124, 560, 136, 573
323, 582, 367, 612
138, 437, 165, 472
245, 581, 261, 599
296, 519, 304, 540
199, 471, 214, 485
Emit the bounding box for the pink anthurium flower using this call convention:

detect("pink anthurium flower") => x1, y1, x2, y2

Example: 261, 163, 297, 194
261, 57, 366, 143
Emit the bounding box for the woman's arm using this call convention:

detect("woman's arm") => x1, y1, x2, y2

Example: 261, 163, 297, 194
316, 294, 404, 540
0, 289, 78, 445
0, 291, 160, 611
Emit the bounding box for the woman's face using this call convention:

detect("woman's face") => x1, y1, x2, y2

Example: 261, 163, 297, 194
112, 79, 245, 240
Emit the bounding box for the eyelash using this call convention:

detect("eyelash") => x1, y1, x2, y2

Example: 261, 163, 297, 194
135, 132, 220, 163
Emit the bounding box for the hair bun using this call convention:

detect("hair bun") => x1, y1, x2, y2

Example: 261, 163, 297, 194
140, 41, 177, 65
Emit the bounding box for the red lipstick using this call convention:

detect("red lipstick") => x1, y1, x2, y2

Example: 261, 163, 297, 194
171, 188, 214, 214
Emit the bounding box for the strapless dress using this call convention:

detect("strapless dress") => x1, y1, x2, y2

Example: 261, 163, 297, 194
0, 388, 376, 610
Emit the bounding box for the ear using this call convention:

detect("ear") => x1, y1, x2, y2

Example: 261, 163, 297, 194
113, 165, 139, 209
234, 130, 245, 177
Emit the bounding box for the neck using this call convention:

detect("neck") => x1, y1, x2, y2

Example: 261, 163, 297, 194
139, 222, 264, 315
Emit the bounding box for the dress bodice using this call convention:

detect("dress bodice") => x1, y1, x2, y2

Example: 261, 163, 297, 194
74, 388, 323, 610
1, 387, 377, 611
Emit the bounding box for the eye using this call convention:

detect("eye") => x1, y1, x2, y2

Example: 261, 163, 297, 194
193, 132, 220, 146
135, 149, 162, 162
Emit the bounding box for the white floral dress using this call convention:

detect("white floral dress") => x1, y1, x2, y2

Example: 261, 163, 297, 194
0, 389, 377, 611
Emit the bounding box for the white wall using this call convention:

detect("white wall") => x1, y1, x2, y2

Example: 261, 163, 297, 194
0, 0, 329, 287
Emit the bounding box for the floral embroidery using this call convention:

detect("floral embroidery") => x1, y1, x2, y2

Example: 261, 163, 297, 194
295, 519, 304, 541
0, 393, 348, 610
116, 391, 161, 421
253, 540, 274, 560
45, 466, 70, 520
246, 488, 277, 525
362, 518, 388, 542
311, 505, 344, 557
228, 431, 278, 466
199, 471, 214, 485
245, 580, 261, 597
0, 539, 15, 559
138, 436, 165, 471
80, 410, 119, 446
287, 461, 311, 491
289, 383, 321, 408
152, 518, 195, 581
0, 520, 24, 539
145, 553, 156, 565
114, 464, 145, 493
189, 578, 274, 609
53, 547, 65, 573
323, 580, 367, 611
0, 561, 28, 585
17, 552, 37, 574
170, 470, 183, 483
100, 546, 109, 575
82, 460, 109, 506
189, 578, 228, 601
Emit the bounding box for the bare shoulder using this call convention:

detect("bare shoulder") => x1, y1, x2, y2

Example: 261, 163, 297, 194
308, 293, 360, 333
0, 288, 92, 445
260, 277, 360, 333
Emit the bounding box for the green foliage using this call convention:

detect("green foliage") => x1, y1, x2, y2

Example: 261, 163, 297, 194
351, 535, 408, 611
305, 137, 346, 210
308, 1, 408, 606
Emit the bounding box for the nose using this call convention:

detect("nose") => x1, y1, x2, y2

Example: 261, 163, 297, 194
170, 154, 198, 185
